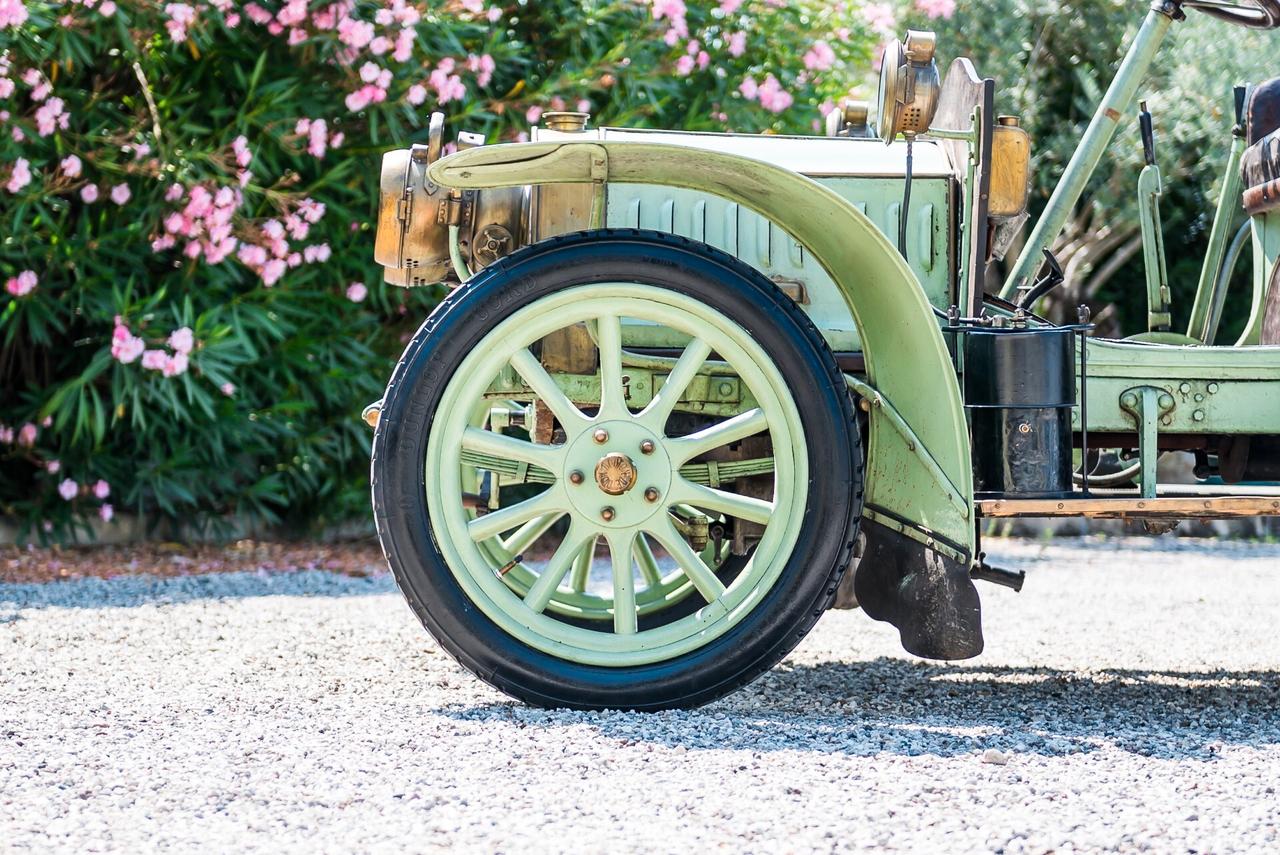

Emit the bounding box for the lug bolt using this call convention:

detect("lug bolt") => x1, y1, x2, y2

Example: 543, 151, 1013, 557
593, 428, 609, 444
601, 507, 616, 522
644, 487, 660, 503
639, 439, 655, 455
568, 470, 584, 485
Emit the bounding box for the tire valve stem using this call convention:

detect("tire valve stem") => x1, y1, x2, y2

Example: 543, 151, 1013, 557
497, 554, 525, 577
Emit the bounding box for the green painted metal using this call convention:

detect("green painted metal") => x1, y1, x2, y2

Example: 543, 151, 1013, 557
1241, 214, 1280, 345
1187, 132, 1246, 343
1137, 164, 1172, 331
1003, 6, 1177, 297
1080, 338, 1280, 435
604, 177, 954, 352
424, 284, 808, 665
484, 363, 754, 421
429, 140, 976, 560
1118, 385, 1171, 499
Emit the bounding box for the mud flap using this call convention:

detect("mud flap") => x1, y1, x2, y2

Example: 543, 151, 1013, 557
853, 516, 984, 660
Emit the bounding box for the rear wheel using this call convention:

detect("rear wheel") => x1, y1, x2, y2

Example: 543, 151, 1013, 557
372, 230, 862, 710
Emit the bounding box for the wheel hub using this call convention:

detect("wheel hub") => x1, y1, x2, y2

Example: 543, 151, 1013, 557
563, 420, 672, 529
594, 452, 637, 496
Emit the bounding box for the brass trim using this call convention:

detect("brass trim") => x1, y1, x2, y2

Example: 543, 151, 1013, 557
594, 452, 637, 496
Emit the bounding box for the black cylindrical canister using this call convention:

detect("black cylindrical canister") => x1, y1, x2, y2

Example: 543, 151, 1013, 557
963, 326, 1076, 498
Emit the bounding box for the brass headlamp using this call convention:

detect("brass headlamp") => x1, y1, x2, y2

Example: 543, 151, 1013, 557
875, 30, 942, 143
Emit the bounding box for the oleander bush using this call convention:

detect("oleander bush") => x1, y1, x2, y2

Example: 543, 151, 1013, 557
1, 0, 899, 543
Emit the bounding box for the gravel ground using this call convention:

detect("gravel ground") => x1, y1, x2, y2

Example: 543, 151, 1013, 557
2, 536, 1278, 853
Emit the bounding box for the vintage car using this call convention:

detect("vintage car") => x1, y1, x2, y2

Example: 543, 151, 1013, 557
365, 0, 1280, 709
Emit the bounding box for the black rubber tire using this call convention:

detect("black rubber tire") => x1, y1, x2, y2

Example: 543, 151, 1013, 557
372, 229, 863, 711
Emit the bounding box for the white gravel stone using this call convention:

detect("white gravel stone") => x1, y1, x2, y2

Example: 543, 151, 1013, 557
2, 536, 1279, 853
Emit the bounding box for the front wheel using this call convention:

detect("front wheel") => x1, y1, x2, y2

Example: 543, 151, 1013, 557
372, 230, 862, 710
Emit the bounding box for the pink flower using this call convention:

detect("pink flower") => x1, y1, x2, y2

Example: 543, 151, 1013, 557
407, 84, 427, 106
757, 74, 793, 113
162, 352, 189, 377
111, 323, 146, 364
17, 422, 36, 447
675, 55, 695, 76
34, 97, 65, 136
298, 198, 325, 223
232, 135, 252, 168
46, 460, 61, 474
6, 156, 31, 193
345, 88, 372, 112
261, 258, 287, 286
526, 105, 543, 124
337, 16, 374, 47
80, 183, 99, 203
803, 41, 836, 72
110, 183, 131, 205
862, 2, 896, 35
99, 503, 114, 522
58, 479, 78, 501
99, 1, 116, 16
168, 326, 195, 355
60, 155, 82, 178
92, 479, 110, 499
0, 78, 12, 98
739, 77, 758, 100
346, 282, 367, 302
307, 118, 328, 157
165, 183, 184, 202
220, 382, 236, 396
915, 0, 956, 19
467, 53, 496, 88
5, 269, 36, 297
719, 0, 742, 12
141, 349, 168, 371
0, 425, 11, 444
0, 0, 30, 28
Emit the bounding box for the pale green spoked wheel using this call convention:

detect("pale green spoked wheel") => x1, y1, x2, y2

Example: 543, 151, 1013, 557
373, 230, 863, 710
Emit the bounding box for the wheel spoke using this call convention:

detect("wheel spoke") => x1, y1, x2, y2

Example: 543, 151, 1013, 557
501, 512, 564, 557
605, 531, 638, 635
647, 519, 726, 603
632, 533, 663, 588
510, 348, 588, 431
568, 536, 596, 593
524, 524, 594, 614
666, 407, 769, 464
640, 337, 713, 430
462, 426, 561, 472
467, 488, 564, 543
670, 479, 774, 526
595, 314, 628, 419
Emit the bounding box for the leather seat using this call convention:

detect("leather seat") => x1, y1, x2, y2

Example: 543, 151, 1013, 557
1240, 77, 1280, 214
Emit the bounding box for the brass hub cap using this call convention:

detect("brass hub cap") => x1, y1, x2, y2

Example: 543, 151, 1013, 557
594, 452, 637, 496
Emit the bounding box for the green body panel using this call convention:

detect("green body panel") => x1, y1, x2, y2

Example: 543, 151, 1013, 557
1083, 338, 1280, 434
604, 179, 953, 352
429, 141, 975, 556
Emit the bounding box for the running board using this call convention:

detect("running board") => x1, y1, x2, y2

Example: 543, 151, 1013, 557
978, 494, 1280, 519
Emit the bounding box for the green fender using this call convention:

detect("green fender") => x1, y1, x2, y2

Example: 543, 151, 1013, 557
427, 140, 975, 565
